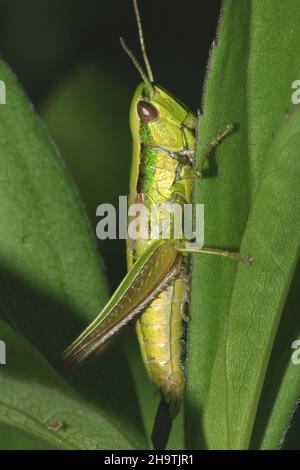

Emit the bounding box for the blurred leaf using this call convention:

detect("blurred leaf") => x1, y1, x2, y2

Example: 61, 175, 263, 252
0, 318, 135, 450
0, 0, 103, 101
42, 64, 131, 288
0, 426, 48, 450
42, 64, 131, 218
0, 57, 146, 448
186, 0, 300, 450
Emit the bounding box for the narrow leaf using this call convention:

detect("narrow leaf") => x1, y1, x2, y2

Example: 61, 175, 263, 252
0, 319, 134, 450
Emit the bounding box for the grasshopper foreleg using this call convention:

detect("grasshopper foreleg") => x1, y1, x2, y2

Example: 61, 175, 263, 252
196, 123, 235, 176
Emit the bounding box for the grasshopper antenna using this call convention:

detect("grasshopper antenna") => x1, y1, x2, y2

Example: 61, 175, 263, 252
133, 0, 154, 83
120, 37, 155, 94
120, 1, 155, 94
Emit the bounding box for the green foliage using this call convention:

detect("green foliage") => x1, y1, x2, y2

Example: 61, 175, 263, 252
0, 0, 299, 450
0, 319, 135, 450
186, 0, 300, 450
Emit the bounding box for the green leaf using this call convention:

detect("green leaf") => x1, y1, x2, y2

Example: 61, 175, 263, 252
251, 261, 300, 449
186, 0, 300, 450
0, 58, 146, 448
200, 109, 300, 450
0, 426, 48, 450
0, 318, 134, 450
0, 59, 107, 358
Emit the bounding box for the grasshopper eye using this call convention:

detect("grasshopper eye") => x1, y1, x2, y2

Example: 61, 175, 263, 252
137, 101, 158, 122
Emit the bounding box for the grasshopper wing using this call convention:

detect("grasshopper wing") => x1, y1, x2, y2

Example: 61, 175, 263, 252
57, 240, 181, 375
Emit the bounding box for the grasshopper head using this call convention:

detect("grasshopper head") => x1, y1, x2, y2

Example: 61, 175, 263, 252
130, 83, 196, 152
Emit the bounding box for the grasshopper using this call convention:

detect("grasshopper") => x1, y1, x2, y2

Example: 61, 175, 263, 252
58, 0, 252, 449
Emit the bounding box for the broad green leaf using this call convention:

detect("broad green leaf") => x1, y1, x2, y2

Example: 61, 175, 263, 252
201, 109, 300, 449
251, 261, 300, 449
186, 0, 300, 449
0, 318, 134, 450
0, 58, 146, 448
0, 59, 106, 356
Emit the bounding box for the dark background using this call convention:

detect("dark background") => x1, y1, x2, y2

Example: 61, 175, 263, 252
0, 0, 222, 106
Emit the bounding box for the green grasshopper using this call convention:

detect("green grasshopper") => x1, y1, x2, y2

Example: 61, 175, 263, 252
58, 0, 252, 449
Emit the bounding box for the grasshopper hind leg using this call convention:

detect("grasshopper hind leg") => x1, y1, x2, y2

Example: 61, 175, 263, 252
178, 245, 254, 265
